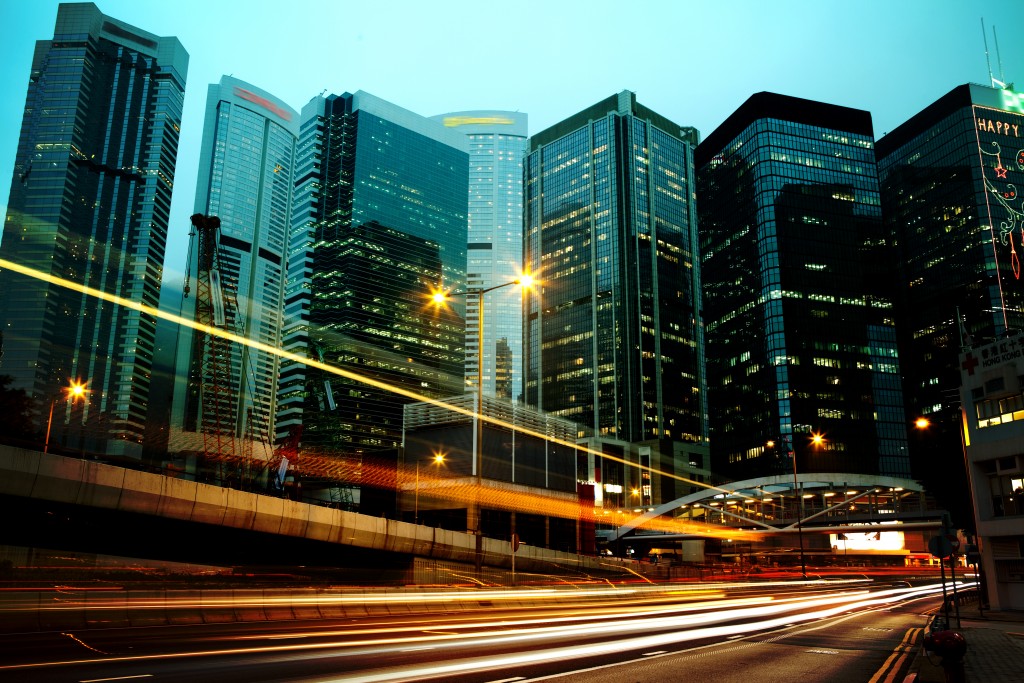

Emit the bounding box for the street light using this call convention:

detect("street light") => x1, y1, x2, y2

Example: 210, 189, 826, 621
431, 275, 534, 515
44, 380, 87, 454
414, 451, 445, 524
432, 274, 534, 570
770, 434, 816, 579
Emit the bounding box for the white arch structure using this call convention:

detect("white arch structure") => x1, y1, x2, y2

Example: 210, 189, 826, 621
609, 473, 943, 541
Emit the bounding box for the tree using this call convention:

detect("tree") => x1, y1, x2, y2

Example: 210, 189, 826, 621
0, 375, 38, 447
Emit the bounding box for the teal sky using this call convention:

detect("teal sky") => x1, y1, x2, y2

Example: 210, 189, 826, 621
1, 0, 1023, 290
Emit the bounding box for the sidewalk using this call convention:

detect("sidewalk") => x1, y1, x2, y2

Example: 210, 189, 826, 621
908, 602, 1024, 682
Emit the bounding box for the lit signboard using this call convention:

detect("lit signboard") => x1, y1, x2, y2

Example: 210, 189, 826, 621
233, 87, 292, 121
443, 115, 515, 127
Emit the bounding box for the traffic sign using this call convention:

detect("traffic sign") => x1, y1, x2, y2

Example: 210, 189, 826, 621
928, 535, 954, 559
511, 532, 520, 553
946, 534, 961, 553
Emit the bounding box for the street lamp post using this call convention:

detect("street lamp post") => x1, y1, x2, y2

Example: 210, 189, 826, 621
432, 275, 533, 569
414, 452, 445, 524
792, 445, 807, 579
44, 381, 86, 454
771, 435, 811, 579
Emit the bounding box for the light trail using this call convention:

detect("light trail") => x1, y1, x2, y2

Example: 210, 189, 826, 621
0, 581, 968, 676
0, 256, 761, 540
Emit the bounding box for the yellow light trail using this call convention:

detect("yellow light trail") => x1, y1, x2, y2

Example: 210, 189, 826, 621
0, 258, 742, 525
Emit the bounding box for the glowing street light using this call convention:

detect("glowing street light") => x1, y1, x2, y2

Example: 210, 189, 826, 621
44, 380, 87, 454
414, 451, 446, 524
431, 274, 535, 547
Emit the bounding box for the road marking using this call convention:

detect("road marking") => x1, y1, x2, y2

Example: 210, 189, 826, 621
868, 626, 921, 683
486, 678, 525, 683
805, 649, 840, 655
80, 676, 154, 683
642, 651, 668, 656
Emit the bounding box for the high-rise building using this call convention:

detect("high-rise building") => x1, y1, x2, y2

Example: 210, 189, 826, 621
957, 330, 1024, 610
523, 91, 708, 507
276, 92, 468, 504
168, 77, 298, 475
0, 3, 187, 459
877, 83, 1024, 527
430, 111, 528, 402
696, 92, 911, 483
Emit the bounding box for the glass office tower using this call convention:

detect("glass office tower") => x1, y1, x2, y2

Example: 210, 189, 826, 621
168, 77, 298, 475
431, 111, 528, 402
276, 92, 467, 504
697, 92, 910, 483
877, 83, 1024, 527
0, 3, 187, 459
524, 91, 707, 505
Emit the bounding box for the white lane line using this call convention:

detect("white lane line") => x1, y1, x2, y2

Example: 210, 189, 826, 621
80, 676, 154, 683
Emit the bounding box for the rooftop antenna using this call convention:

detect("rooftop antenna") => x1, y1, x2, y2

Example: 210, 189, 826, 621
981, 18, 996, 87
993, 24, 1007, 88
982, 19, 1011, 89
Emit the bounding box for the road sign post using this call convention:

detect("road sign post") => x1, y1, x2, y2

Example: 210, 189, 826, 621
511, 532, 520, 586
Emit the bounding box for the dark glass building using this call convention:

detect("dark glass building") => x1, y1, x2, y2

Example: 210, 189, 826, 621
877, 84, 1024, 527
696, 92, 910, 483
523, 91, 708, 507
276, 92, 468, 506
0, 3, 187, 459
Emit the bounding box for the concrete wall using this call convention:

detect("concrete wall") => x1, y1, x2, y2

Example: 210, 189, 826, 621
0, 446, 625, 576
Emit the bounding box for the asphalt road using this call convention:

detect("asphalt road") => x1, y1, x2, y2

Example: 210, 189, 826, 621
0, 578, 955, 683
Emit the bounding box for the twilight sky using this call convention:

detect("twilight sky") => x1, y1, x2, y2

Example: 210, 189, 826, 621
1, 0, 1022, 299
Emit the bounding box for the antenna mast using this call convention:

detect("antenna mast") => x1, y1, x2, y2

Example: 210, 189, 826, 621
993, 24, 1006, 87
981, 18, 995, 87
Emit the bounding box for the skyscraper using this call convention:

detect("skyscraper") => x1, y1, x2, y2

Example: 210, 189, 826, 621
276, 92, 468, 504
523, 91, 707, 507
696, 92, 910, 483
877, 83, 1024, 526
168, 77, 298, 475
431, 111, 528, 402
0, 3, 187, 459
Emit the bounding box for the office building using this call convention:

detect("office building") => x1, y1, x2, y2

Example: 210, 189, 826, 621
401, 394, 581, 549
877, 84, 1024, 528
696, 92, 910, 483
523, 91, 708, 507
276, 92, 468, 505
0, 3, 187, 459
430, 111, 528, 402
958, 331, 1024, 610
168, 77, 298, 477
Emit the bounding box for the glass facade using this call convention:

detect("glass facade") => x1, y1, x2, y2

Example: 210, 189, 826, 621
697, 92, 910, 482
431, 112, 528, 402
877, 83, 1024, 526
169, 77, 297, 473
0, 4, 187, 459
524, 92, 707, 505
276, 92, 467, 500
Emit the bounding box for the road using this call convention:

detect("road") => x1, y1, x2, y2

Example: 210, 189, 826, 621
0, 578, 963, 682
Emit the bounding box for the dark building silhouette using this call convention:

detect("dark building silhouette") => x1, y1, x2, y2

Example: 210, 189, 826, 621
0, 3, 187, 460
276, 92, 468, 508
523, 91, 709, 508
696, 92, 910, 483
877, 83, 1024, 529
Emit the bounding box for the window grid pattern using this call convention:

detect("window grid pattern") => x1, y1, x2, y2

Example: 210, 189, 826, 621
699, 110, 910, 480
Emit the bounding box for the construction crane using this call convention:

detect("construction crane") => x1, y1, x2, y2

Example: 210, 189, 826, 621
184, 213, 238, 478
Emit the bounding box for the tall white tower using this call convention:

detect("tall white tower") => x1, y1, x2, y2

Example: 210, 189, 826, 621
431, 111, 528, 401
